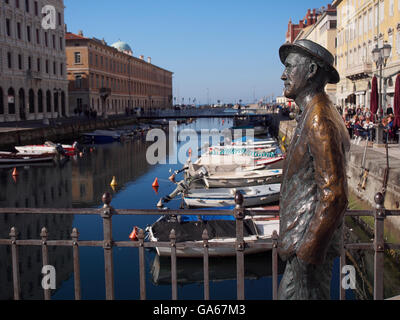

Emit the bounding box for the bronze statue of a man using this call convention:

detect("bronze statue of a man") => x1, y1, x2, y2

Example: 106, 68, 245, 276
277, 39, 350, 300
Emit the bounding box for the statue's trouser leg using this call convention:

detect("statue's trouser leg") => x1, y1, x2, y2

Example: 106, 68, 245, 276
278, 254, 336, 300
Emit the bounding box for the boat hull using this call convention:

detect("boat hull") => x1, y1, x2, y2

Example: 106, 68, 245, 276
0, 152, 54, 164
148, 216, 279, 258
204, 174, 282, 188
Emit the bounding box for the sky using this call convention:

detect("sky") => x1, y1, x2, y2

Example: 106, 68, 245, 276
64, 0, 332, 105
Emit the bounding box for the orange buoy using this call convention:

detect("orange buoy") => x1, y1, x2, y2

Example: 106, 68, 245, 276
12, 168, 18, 176
129, 226, 139, 241
152, 178, 159, 188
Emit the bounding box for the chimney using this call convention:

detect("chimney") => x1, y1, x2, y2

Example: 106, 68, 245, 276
78, 30, 83, 36
139, 55, 144, 60
147, 57, 152, 64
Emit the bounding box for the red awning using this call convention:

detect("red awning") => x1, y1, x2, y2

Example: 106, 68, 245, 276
370, 76, 379, 122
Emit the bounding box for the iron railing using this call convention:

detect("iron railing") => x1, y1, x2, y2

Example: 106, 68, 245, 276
0, 191, 399, 300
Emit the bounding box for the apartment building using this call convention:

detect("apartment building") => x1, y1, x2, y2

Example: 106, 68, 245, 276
333, 0, 400, 111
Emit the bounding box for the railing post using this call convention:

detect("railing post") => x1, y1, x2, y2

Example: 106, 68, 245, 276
272, 230, 279, 300
9, 227, 20, 300
101, 192, 115, 300
374, 192, 386, 300
202, 229, 210, 300
137, 228, 146, 300
234, 191, 245, 300
41, 227, 51, 300
169, 229, 178, 300
71, 228, 81, 300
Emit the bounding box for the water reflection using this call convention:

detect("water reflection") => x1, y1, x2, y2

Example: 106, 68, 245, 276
151, 253, 286, 286
71, 138, 154, 207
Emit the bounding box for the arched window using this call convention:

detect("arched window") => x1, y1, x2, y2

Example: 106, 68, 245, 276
46, 90, 52, 112
38, 89, 43, 113
8, 88, 16, 114
18, 88, 25, 120
29, 89, 35, 113
54, 92, 59, 112
61, 91, 66, 116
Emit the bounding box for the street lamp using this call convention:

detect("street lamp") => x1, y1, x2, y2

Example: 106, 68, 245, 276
372, 42, 391, 144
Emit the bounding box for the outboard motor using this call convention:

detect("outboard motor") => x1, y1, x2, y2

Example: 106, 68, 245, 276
157, 180, 189, 208
55, 144, 69, 160
72, 141, 81, 152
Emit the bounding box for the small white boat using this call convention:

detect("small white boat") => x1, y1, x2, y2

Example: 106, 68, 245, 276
203, 169, 283, 188
15, 141, 79, 155
183, 184, 281, 208
0, 152, 55, 164
146, 214, 279, 258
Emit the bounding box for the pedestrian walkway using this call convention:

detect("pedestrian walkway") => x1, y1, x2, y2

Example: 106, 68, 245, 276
350, 137, 400, 161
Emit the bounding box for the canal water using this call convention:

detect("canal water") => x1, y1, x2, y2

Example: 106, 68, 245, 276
0, 117, 397, 300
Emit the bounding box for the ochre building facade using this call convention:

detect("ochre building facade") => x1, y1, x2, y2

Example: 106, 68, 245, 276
66, 31, 173, 116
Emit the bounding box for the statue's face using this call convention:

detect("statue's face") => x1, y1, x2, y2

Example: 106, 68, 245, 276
281, 53, 310, 100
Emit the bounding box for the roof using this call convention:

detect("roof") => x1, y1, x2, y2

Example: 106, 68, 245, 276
65, 32, 87, 40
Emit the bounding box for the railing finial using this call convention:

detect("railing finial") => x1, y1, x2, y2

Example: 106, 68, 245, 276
374, 192, 384, 209
102, 192, 112, 207
234, 190, 244, 208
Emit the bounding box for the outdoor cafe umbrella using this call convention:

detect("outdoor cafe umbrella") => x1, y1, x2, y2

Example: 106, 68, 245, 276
394, 74, 400, 132
370, 76, 379, 122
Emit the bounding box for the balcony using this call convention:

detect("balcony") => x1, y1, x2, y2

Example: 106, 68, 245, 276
345, 62, 373, 81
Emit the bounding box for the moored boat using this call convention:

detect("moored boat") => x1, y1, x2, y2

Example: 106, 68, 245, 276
203, 168, 283, 188
183, 184, 281, 208
82, 130, 121, 143
146, 213, 279, 258
15, 141, 79, 155
0, 151, 55, 164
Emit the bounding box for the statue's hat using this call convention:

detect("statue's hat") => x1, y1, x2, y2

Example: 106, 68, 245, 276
279, 39, 340, 84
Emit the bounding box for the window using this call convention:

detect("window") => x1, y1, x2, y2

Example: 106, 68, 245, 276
28, 56, 32, 70
16, 0, 20, 8
27, 26, 31, 42
34, 1, 38, 15
60, 63, 63, 76
75, 75, 82, 89
52, 34, 56, 49
58, 12, 62, 26
36, 28, 40, 44
25, 0, 29, 12
18, 54, 22, 69
380, 1, 384, 22
44, 32, 48, 47
390, 0, 394, 16
363, 14, 367, 34
6, 19, 11, 37
397, 32, 400, 54
37, 58, 40, 72
59, 37, 63, 50
7, 52, 12, 69
17, 22, 21, 39
74, 52, 81, 64
45, 60, 49, 73
53, 61, 56, 75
